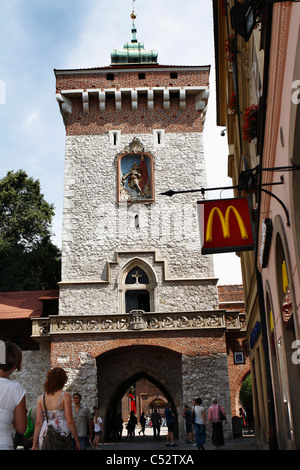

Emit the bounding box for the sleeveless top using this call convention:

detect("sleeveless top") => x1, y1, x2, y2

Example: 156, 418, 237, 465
38, 392, 70, 449
0, 378, 26, 450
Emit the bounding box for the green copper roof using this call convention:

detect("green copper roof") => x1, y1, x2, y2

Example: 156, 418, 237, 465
110, 12, 158, 65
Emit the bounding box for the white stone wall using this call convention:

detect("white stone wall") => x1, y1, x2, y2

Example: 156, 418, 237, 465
182, 354, 232, 439
14, 343, 51, 409
60, 131, 218, 316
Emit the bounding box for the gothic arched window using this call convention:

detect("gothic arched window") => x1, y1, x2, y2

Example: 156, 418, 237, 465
119, 262, 157, 314
125, 268, 150, 313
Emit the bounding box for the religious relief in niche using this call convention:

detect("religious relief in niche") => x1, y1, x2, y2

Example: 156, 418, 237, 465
118, 152, 154, 203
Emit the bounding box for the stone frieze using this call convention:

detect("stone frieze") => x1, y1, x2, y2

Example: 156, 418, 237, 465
32, 310, 245, 341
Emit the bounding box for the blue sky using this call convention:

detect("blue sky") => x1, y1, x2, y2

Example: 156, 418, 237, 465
0, 0, 242, 284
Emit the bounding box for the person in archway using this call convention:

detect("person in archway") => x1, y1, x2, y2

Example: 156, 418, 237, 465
127, 410, 137, 439
114, 413, 123, 440
164, 403, 176, 447
151, 408, 162, 439
139, 411, 146, 435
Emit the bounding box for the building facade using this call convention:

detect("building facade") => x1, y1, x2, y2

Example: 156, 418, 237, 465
213, 0, 300, 450
0, 11, 250, 442
50, 13, 246, 438
50, 15, 232, 439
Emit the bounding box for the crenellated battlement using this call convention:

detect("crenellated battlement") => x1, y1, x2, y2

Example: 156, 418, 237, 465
55, 66, 210, 134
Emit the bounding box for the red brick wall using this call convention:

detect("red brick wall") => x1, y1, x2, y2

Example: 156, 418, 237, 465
62, 94, 204, 135
50, 320, 249, 416
226, 332, 250, 416
219, 285, 250, 416
50, 329, 227, 369
55, 68, 210, 95
55, 67, 210, 135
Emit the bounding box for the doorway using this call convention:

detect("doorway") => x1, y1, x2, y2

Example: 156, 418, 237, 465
106, 372, 174, 440
96, 345, 182, 441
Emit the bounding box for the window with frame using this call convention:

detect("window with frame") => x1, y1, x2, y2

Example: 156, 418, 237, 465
125, 267, 150, 313
119, 263, 157, 314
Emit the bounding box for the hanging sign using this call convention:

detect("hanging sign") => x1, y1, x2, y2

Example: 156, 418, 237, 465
197, 198, 255, 254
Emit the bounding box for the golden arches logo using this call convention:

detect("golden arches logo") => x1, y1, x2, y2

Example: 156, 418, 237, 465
205, 205, 249, 243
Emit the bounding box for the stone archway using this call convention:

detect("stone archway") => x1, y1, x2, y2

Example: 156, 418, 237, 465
106, 371, 175, 440
142, 394, 168, 414
95, 345, 183, 440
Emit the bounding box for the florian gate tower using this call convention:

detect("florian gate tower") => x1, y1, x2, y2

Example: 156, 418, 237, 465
45, 12, 243, 439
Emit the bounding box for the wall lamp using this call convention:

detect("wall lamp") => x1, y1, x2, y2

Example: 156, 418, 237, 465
230, 0, 300, 42
230, 1, 256, 42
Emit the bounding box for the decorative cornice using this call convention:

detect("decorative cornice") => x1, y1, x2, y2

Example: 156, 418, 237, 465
56, 86, 209, 116
31, 309, 246, 341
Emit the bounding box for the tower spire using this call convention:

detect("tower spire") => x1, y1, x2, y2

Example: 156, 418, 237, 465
110, 0, 158, 65
131, 4, 137, 44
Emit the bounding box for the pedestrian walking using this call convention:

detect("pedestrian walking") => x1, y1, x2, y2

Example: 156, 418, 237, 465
208, 398, 227, 450
245, 405, 254, 433
183, 404, 193, 444
139, 411, 146, 435
72, 392, 93, 450
193, 398, 206, 450
114, 413, 123, 440
165, 403, 176, 447
92, 406, 103, 449
0, 342, 27, 450
32, 367, 80, 450
151, 408, 162, 439
127, 410, 137, 439
239, 407, 246, 428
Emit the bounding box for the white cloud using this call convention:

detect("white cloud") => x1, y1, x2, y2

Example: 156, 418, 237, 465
24, 110, 40, 127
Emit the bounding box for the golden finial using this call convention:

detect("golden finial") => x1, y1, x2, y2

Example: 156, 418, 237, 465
131, 0, 136, 19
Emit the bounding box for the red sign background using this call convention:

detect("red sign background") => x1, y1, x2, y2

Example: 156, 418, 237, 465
197, 198, 255, 254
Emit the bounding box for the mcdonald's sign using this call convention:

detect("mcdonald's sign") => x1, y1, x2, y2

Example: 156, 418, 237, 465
197, 198, 255, 254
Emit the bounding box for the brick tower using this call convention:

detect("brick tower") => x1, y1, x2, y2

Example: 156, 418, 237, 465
50, 9, 235, 439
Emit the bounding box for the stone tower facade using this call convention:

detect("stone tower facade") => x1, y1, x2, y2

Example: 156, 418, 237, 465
46, 13, 237, 439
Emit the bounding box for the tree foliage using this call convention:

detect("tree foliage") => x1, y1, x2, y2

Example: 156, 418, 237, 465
0, 170, 55, 249
239, 374, 253, 410
0, 170, 61, 291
